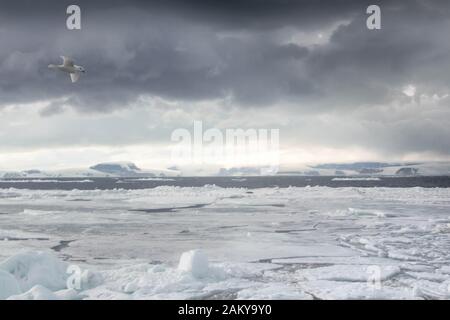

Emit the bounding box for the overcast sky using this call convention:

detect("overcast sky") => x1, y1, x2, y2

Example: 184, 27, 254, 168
1, 0, 450, 170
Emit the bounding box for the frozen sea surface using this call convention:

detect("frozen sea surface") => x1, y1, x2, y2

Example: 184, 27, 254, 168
1, 186, 450, 299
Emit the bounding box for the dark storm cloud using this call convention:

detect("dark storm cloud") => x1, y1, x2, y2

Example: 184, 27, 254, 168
1, 0, 450, 157
0, 0, 378, 111
303, 2, 450, 109
38, 100, 67, 117
1, 0, 448, 111
0, 0, 364, 30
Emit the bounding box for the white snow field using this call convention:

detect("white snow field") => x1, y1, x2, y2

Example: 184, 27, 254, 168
1, 186, 450, 299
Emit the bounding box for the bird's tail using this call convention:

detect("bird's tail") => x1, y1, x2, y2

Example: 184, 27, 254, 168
48, 64, 57, 69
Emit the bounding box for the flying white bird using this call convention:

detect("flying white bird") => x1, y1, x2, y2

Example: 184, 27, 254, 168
48, 56, 86, 83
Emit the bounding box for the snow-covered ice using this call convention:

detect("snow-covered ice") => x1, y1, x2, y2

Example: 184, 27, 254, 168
178, 250, 210, 278
0, 251, 68, 292
0, 269, 21, 299
0, 186, 450, 299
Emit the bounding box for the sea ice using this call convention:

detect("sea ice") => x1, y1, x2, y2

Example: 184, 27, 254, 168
0, 269, 21, 299
0, 251, 68, 292
0, 186, 450, 299
8, 285, 58, 300
296, 265, 401, 282
178, 249, 210, 278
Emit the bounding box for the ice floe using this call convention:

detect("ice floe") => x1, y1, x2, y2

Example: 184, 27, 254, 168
0, 186, 450, 299
0, 251, 68, 292
178, 249, 210, 278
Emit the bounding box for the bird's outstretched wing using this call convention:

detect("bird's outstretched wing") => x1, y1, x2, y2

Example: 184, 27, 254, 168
70, 72, 80, 83
61, 56, 74, 67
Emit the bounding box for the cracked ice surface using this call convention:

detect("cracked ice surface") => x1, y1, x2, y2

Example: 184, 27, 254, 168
1, 186, 450, 299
